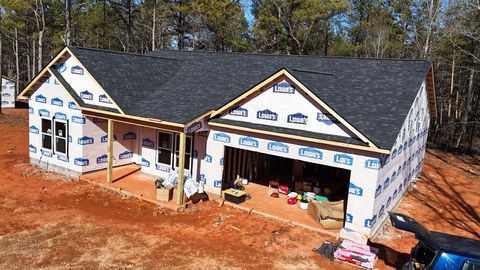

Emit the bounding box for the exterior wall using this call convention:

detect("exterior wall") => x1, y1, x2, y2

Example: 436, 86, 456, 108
201, 127, 382, 235
1, 77, 16, 108
220, 78, 354, 138
56, 57, 118, 110
369, 81, 430, 236
28, 73, 137, 175
138, 127, 202, 181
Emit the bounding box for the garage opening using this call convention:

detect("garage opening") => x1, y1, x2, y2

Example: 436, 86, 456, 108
221, 146, 351, 230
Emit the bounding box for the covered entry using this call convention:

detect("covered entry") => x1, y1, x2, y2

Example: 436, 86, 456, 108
222, 146, 351, 202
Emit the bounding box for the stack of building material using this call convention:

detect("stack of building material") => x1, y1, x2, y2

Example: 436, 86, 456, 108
334, 240, 379, 269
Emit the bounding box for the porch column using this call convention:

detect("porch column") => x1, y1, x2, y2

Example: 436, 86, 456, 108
107, 119, 114, 183
176, 131, 187, 205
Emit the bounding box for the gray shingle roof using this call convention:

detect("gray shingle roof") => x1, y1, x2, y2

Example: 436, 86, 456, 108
68, 46, 431, 150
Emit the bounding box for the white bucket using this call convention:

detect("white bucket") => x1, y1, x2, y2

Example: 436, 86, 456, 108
300, 201, 309, 210
242, 178, 248, 185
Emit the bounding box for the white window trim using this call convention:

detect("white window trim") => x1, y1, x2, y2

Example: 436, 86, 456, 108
156, 130, 174, 167
41, 117, 53, 151
53, 119, 68, 155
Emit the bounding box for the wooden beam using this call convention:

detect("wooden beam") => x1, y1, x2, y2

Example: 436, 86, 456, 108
82, 109, 184, 133
107, 119, 114, 183
176, 132, 187, 205
209, 122, 390, 154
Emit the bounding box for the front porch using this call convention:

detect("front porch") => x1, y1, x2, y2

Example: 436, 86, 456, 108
80, 164, 179, 210
222, 182, 341, 237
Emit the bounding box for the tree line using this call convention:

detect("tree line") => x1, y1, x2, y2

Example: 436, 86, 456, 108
0, 0, 478, 152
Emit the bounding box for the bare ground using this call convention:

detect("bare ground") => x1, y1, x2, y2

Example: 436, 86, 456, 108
0, 109, 478, 270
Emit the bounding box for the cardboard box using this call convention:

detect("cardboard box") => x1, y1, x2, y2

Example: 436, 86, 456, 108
308, 200, 345, 230
157, 186, 173, 202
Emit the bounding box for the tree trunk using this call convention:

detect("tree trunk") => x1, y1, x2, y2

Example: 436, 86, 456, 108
14, 28, 20, 95
455, 68, 475, 148
65, 0, 72, 46
32, 39, 36, 77
38, 0, 46, 72
152, 0, 156, 51
448, 53, 455, 117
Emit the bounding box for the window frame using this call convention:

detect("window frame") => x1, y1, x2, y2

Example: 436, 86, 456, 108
156, 131, 174, 167
41, 118, 53, 151
54, 118, 68, 155
174, 134, 193, 171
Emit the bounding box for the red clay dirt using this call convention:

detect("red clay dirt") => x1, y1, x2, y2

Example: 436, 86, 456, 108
0, 109, 479, 269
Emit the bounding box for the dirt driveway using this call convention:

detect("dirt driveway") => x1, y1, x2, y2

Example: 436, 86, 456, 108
0, 109, 479, 269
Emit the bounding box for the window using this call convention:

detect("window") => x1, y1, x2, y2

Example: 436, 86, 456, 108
174, 134, 192, 170
41, 118, 52, 150
54, 121, 67, 154
156, 131, 193, 171
157, 132, 173, 166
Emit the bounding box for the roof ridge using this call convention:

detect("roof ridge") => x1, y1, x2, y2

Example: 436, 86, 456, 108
151, 48, 432, 62
69, 46, 179, 61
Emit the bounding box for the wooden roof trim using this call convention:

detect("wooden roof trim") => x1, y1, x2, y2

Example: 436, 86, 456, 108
1, 75, 17, 82
82, 110, 184, 132
81, 107, 185, 129
209, 122, 390, 154
210, 69, 382, 151
18, 47, 70, 99
65, 47, 125, 115
185, 110, 214, 126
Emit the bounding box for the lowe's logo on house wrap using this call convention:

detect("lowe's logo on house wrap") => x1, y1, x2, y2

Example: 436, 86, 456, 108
99, 94, 112, 104
156, 164, 170, 172
267, 142, 289, 153
272, 81, 295, 94
96, 154, 108, 164
333, 153, 353, 166
119, 151, 133, 160
298, 147, 322, 160
78, 136, 94, 145
57, 154, 69, 162
74, 158, 89, 166
213, 133, 231, 143
364, 216, 377, 228
141, 158, 150, 167
123, 132, 137, 140
199, 174, 206, 183
220, 158, 224, 165
55, 112, 67, 121
287, 113, 308, 125
257, 109, 278, 121
205, 154, 212, 163
378, 205, 385, 217
35, 94, 46, 103
51, 97, 63, 107
38, 109, 50, 118
365, 159, 380, 170
101, 134, 117, 143
229, 106, 248, 117
186, 121, 203, 133
29, 144, 37, 153
29, 125, 39, 134
348, 183, 363, 196
239, 137, 259, 148
2, 93, 10, 97
68, 101, 79, 110
72, 116, 86, 124
29, 107, 34, 114
142, 138, 154, 148
345, 214, 353, 223
41, 150, 52, 157
1, 101, 8, 105
384, 177, 390, 188
80, 90, 93, 100
71, 65, 84, 75
317, 113, 337, 125
57, 63, 67, 73
386, 196, 392, 208
214, 180, 222, 188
